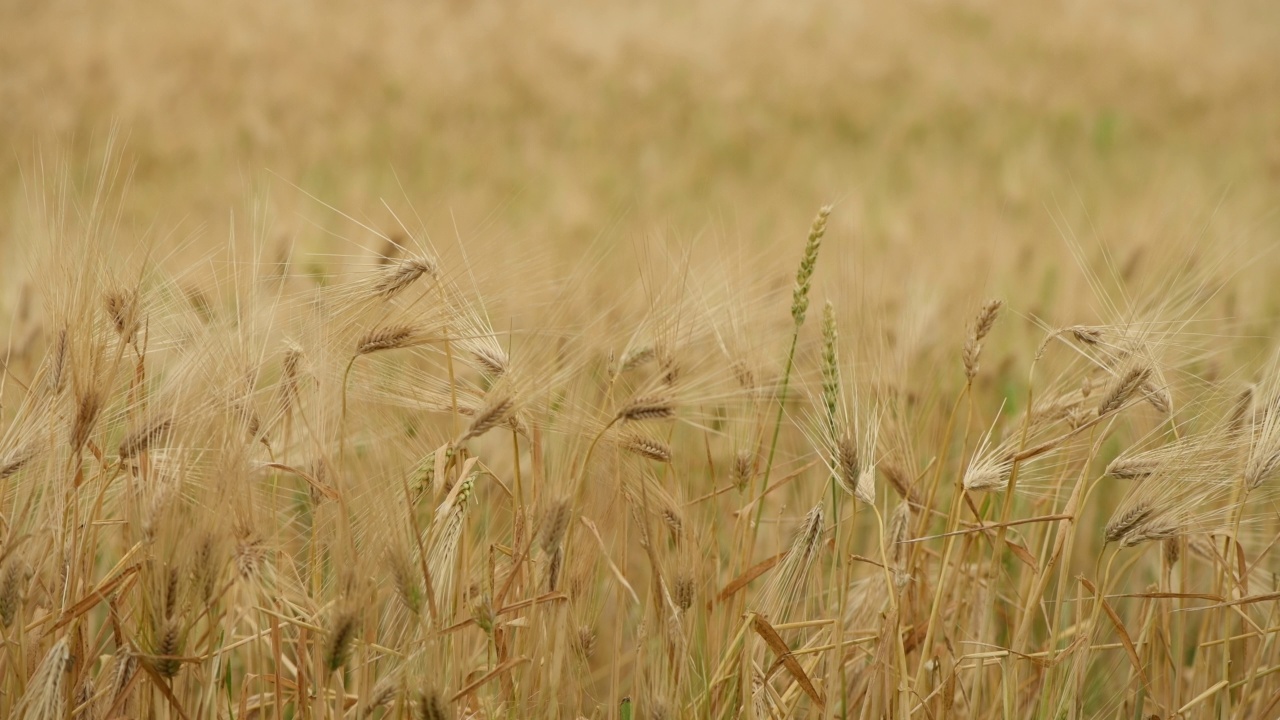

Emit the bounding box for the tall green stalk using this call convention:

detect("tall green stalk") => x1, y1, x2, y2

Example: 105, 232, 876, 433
818, 300, 847, 720
751, 205, 832, 540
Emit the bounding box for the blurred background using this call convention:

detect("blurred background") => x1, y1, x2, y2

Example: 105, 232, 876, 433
0, 5, 1278, 714
1, 0, 1279, 317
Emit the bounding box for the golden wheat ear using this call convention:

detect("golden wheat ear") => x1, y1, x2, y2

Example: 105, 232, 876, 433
0, 555, 27, 628
1097, 361, 1153, 416
456, 388, 516, 443
962, 298, 1004, 381
616, 394, 675, 423
386, 544, 424, 615
355, 324, 422, 355
103, 286, 142, 345
754, 503, 825, 622
16, 638, 72, 720
618, 431, 672, 463
324, 610, 360, 673
371, 257, 437, 299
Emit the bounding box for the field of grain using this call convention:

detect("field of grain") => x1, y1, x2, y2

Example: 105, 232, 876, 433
2, 1, 1280, 718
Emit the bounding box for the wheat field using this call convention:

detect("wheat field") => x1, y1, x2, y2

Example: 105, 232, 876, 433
2, 1, 1280, 718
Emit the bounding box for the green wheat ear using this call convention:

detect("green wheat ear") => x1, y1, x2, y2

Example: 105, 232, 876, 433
753, 204, 835, 537
620, 696, 633, 720
790, 205, 832, 327
820, 300, 840, 431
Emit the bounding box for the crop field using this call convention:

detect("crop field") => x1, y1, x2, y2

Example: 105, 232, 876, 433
1, 1, 1280, 718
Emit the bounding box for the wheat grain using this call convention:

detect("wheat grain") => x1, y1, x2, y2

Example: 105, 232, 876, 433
1104, 503, 1155, 545
70, 387, 103, 451
0, 557, 25, 627
820, 301, 839, 429
325, 611, 359, 672
1097, 363, 1152, 416
17, 638, 71, 720
732, 449, 755, 491
47, 327, 67, 394
118, 415, 173, 458
790, 206, 831, 327
153, 617, 183, 678
540, 499, 571, 554
356, 325, 419, 355
1068, 325, 1104, 345
962, 299, 1004, 381
617, 395, 674, 422
471, 346, 508, 377
457, 391, 515, 442
0, 444, 35, 479
387, 546, 422, 615
619, 346, 654, 374
621, 432, 672, 462
373, 257, 437, 298
104, 287, 141, 343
